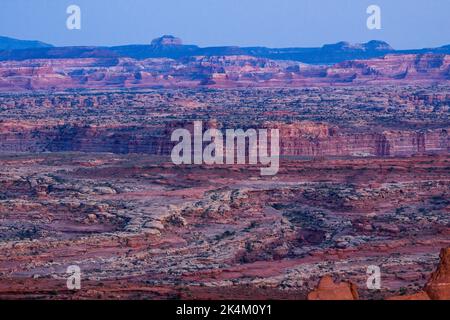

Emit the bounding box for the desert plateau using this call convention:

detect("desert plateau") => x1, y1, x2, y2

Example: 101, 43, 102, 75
0, 34, 449, 300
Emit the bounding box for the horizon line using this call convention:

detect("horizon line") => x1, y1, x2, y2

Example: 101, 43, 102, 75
1, 34, 450, 51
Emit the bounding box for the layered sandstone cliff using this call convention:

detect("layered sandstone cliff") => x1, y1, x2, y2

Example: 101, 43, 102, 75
0, 120, 447, 157
0, 53, 448, 92
271, 122, 449, 157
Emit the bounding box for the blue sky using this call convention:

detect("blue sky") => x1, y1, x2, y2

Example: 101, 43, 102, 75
1, 0, 449, 49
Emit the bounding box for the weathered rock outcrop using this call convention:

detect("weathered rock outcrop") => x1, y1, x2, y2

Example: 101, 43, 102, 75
425, 247, 450, 300
307, 276, 359, 300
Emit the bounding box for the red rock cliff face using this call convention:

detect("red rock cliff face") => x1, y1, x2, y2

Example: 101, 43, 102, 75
0, 121, 173, 155
270, 122, 449, 157
0, 122, 450, 157
0, 121, 448, 157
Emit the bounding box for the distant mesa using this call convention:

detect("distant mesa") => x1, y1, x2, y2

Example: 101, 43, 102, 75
322, 40, 393, 52
364, 40, 394, 51
0, 36, 53, 50
0, 35, 449, 65
151, 35, 183, 46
